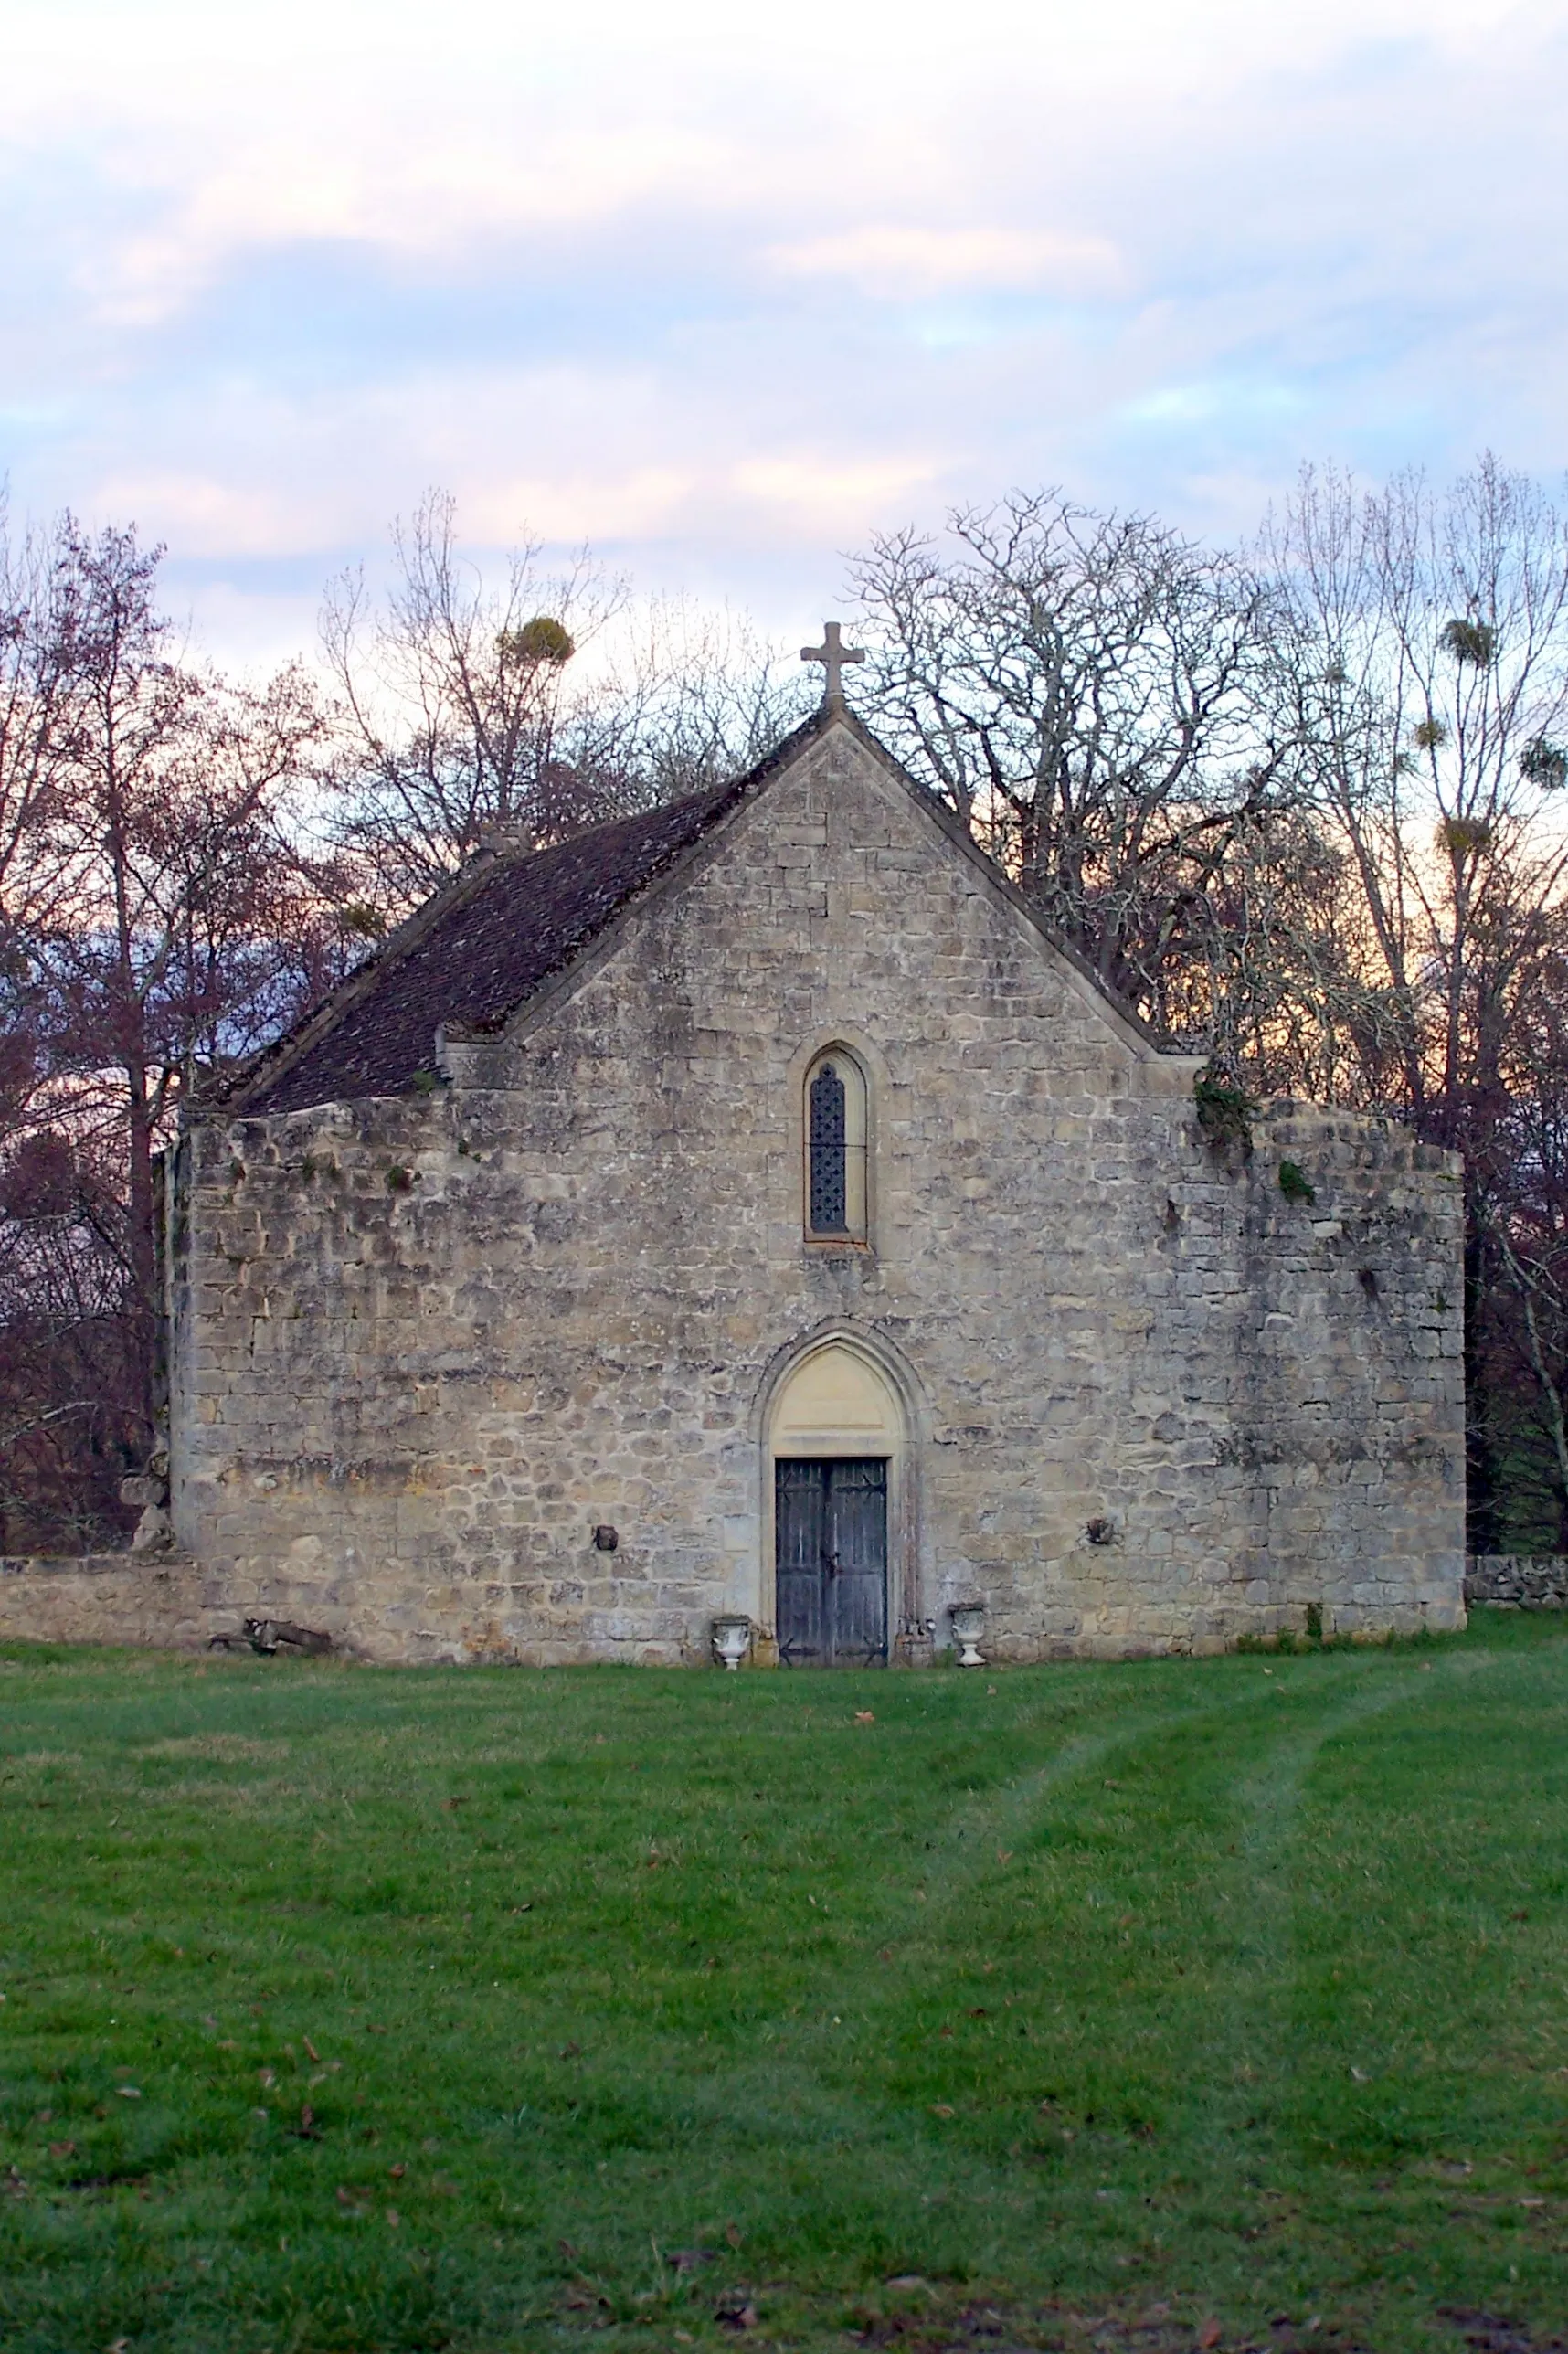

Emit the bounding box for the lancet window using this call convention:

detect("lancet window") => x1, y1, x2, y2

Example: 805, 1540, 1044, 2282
804, 1047, 868, 1243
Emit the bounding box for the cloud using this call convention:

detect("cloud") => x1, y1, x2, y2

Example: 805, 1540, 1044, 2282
87, 472, 323, 559
730, 455, 946, 535
767, 226, 1123, 302
3, 0, 1567, 666
1120, 382, 1308, 430
468, 468, 697, 545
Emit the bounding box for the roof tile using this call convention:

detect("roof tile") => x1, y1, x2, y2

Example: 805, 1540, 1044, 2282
237, 758, 768, 1117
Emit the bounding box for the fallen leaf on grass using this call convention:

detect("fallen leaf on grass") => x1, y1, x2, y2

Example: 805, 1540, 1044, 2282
668, 2247, 716, 2272
48, 2142, 77, 2158
558, 2041, 581, 2059
558, 2237, 578, 2259
387, 2208, 400, 2228
389, 2163, 407, 2179
106, 2339, 131, 2352
854, 1711, 875, 1724
931, 2104, 955, 2118
291, 2105, 322, 2140
335, 2186, 367, 2211
725, 2221, 742, 2249
716, 2299, 758, 2332
1350, 2067, 1370, 2084
996, 1850, 1013, 1864
1198, 2324, 1222, 2349
366, 2024, 388, 2035
116, 2087, 141, 2100
877, 1947, 895, 1962
303, 2036, 320, 2062
885, 2274, 929, 2290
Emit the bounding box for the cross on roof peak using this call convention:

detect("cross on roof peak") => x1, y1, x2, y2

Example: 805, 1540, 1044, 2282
801, 620, 865, 712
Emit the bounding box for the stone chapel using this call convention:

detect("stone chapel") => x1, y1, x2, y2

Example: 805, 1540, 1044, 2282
164, 641, 1467, 1665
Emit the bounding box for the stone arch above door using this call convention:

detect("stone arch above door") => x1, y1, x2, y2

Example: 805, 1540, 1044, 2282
769, 1341, 901, 1456
753, 1328, 925, 1659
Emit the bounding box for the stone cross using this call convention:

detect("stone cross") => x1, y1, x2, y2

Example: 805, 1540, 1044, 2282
801, 620, 865, 711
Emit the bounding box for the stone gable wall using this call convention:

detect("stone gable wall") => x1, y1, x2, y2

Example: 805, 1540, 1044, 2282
164, 726, 1466, 1663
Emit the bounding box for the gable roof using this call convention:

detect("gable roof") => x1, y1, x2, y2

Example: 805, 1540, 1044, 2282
228, 713, 824, 1118
226, 704, 1166, 1119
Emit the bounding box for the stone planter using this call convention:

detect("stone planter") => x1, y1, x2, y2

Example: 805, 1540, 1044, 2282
711, 1615, 753, 1671
949, 1602, 986, 1668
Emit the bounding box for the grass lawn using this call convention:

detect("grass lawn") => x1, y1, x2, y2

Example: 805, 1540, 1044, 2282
1, 1616, 1566, 2354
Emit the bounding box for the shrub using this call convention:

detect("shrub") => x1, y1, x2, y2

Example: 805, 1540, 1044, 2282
1194, 1075, 1256, 1156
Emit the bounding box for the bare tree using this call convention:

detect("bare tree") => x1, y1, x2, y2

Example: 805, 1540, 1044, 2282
320, 495, 810, 917
848, 490, 1289, 1031
1262, 457, 1568, 1545
1261, 456, 1568, 1140
319, 492, 617, 907
576, 591, 811, 807
0, 500, 93, 1156
0, 515, 338, 1538
23, 524, 330, 1321
1464, 918, 1568, 1552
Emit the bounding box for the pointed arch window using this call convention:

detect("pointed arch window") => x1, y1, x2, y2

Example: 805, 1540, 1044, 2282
804, 1047, 868, 1243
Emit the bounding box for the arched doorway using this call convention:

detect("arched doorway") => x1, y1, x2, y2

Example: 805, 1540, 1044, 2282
766, 1341, 905, 1667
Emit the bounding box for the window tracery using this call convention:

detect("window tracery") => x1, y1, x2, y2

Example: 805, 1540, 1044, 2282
804, 1047, 868, 1243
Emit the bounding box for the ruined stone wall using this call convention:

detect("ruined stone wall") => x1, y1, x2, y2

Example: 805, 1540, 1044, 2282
1466, 1556, 1568, 1607
0, 1553, 230, 1649
166, 726, 1466, 1663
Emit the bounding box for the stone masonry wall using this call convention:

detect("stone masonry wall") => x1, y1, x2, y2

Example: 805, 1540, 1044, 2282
165, 722, 1466, 1663
1466, 1555, 1568, 1606
0, 1553, 232, 1649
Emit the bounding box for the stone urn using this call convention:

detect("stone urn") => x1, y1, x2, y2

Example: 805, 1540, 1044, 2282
949, 1602, 987, 1669
711, 1615, 752, 1672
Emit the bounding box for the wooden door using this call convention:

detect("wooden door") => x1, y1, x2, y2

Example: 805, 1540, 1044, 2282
775, 1458, 887, 1666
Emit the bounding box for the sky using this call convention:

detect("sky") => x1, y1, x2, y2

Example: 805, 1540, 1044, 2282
4, 0, 1568, 669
